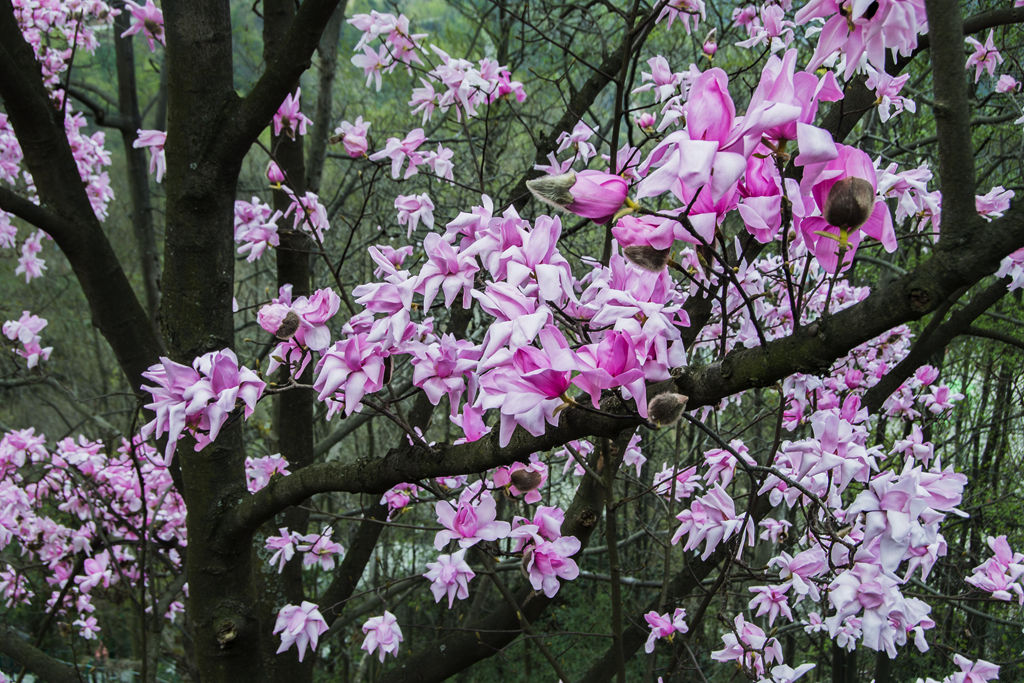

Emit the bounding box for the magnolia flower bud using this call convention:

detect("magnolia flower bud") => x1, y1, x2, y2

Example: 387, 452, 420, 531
267, 161, 286, 187
624, 245, 671, 271
527, 170, 628, 223
510, 469, 543, 492
647, 393, 689, 427
275, 311, 301, 340
824, 177, 875, 229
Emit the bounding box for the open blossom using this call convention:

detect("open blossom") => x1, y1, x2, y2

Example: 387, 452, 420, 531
434, 490, 511, 549
133, 129, 166, 182
121, 1, 165, 52
297, 527, 344, 571
492, 461, 548, 504
234, 196, 279, 261
361, 611, 404, 662
313, 334, 387, 416
258, 285, 341, 352
976, 186, 1014, 221
965, 31, 1004, 82
395, 193, 435, 237
3, 311, 52, 369
523, 535, 581, 597
245, 453, 290, 493
749, 584, 793, 625
273, 89, 312, 139
140, 349, 266, 463
274, 602, 328, 662
711, 613, 783, 678
643, 608, 688, 653
265, 528, 298, 573
15, 230, 46, 282
332, 116, 370, 157
423, 548, 475, 607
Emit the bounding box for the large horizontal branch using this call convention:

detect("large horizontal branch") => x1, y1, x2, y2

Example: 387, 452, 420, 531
0, 1, 163, 388
222, 402, 641, 539
224, 0, 342, 164
0, 626, 81, 683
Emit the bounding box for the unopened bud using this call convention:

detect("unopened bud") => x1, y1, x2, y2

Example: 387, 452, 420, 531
624, 245, 671, 271
510, 469, 543, 492
275, 311, 300, 340
525, 172, 576, 209
824, 177, 874, 229
647, 393, 689, 427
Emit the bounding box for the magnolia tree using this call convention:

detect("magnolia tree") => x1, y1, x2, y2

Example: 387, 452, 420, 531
1, 0, 1024, 681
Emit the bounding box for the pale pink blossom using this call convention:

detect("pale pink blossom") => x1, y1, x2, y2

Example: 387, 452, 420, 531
361, 611, 404, 662
965, 31, 1004, 82
274, 601, 328, 662
120, 1, 164, 52
434, 490, 511, 549
423, 548, 475, 607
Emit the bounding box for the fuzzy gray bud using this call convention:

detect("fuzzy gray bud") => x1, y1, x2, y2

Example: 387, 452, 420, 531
647, 393, 689, 427
824, 177, 875, 230
624, 245, 671, 271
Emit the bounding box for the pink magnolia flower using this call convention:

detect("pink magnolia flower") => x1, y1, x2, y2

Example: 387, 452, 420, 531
671, 483, 754, 559
140, 349, 265, 462
571, 330, 648, 413
265, 528, 297, 573
643, 608, 688, 653
233, 197, 279, 261
313, 334, 387, 417
273, 88, 312, 140
748, 584, 793, 625
245, 453, 290, 493
132, 129, 166, 182
523, 535, 581, 597
120, 1, 165, 52
395, 193, 435, 237
656, 0, 705, 34
274, 601, 328, 662
996, 74, 1020, 93
976, 186, 1014, 221
434, 489, 511, 549
266, 161, 286, 187
380, 482, 420, 517
258, 285, 341, 353
298, 527, 344, 571
652, 464, 702, 500
711, 614, 782, 679
946, 654, 1000, 683
368, 128, 427, 179
3, 310, 52, 369
965, 31, 1004, 82
333, 116, 370, 157
16, 230, 47, 282
423, 548, 475, 607
361, 611, 404, 662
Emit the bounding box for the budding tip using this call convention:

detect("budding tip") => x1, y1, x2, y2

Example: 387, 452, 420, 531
624, 245, 672, 271
526, 172, 576, 209
647, 393, 689, 427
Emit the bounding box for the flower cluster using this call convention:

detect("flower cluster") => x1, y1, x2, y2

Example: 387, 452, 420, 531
3, 310, 52, 368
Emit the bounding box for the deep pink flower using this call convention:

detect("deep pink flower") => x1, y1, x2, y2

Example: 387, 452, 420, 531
273, 89, 312, 140
333, 116, 371, 157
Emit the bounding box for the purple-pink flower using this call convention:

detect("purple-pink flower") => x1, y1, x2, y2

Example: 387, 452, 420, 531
434, 489, 512, 549
120, 1, 165, 52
